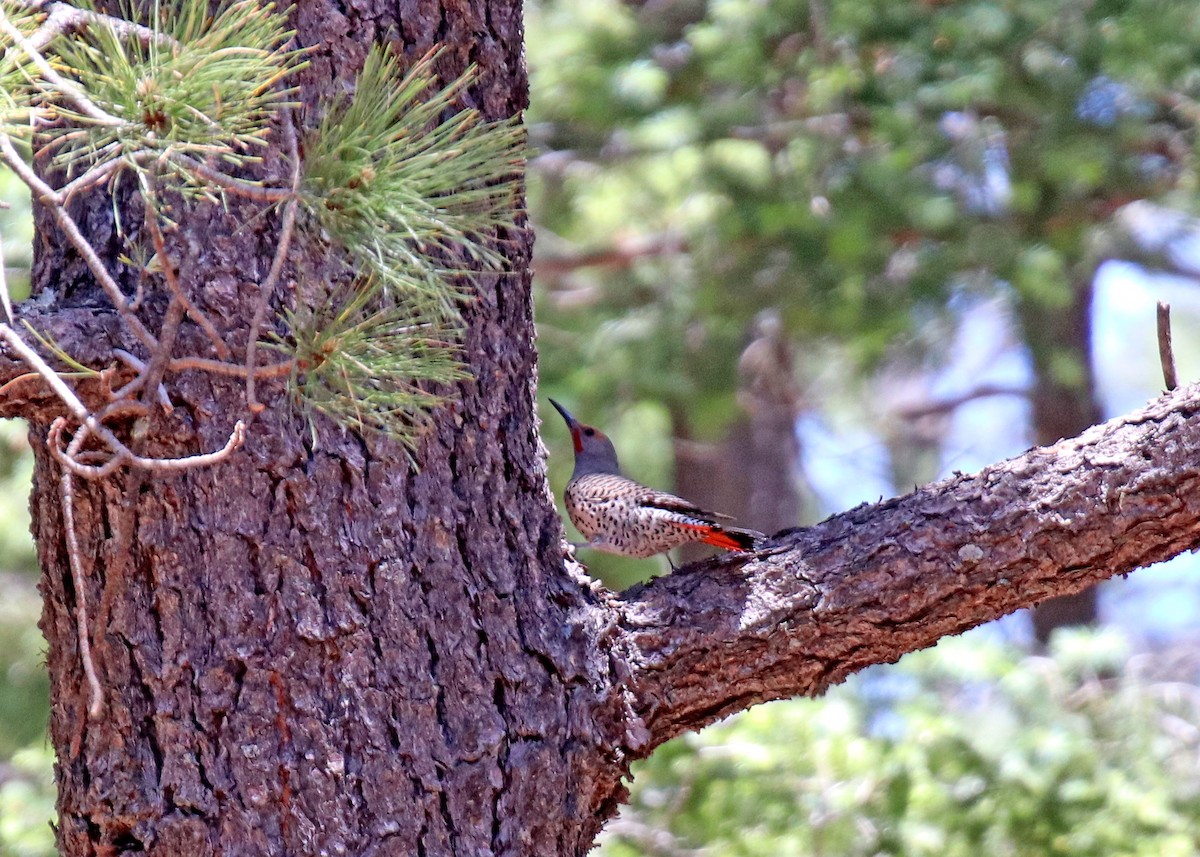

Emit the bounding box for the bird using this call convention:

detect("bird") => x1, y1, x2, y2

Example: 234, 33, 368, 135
548, 398, 764, 560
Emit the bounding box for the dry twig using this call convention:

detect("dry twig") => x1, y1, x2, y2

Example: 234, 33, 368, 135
893, 384, 1030, 421
173, 154, 294, 203
110, 348, 170, 410
139, 174, 233, 360
0, 5, 124, 126
171, 354, 293, 379
245, 115, 300, 414
1158, 301, 1178, 392
56, 421, 105, 718
21, 0, 177, 52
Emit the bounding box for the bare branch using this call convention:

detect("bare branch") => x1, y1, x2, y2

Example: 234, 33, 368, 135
134, 171, 191, 412
1158, 301, 1178, 392
613, 381, 1200, 755
172, 153, 293, 203
0, 323, 104, 425
54, 420, 105, 718
110, 348, 170, 410
48, 417, 127, 480
56, 149, 289, 205
25, 1, 178, 52
891, 383, 1030, 421
245, 115, 300, 414
603, 816, 704, 857
49, 409, 246, 476
170, 354, 293, 379
535, 231, 687, 278
129, 419, 245, 471
59, 151, 141, 202
139, 177, 232, 361
0, 322, 145, 469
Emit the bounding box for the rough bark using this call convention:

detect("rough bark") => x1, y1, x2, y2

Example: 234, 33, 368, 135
5, 2, 1200, 855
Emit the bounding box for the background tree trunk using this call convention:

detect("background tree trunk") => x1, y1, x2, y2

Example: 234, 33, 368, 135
674, 310, 806, 564
1017, 275, 1103, 645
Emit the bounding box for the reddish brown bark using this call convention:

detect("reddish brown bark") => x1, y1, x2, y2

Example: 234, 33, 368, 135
4, 2, 1200, 855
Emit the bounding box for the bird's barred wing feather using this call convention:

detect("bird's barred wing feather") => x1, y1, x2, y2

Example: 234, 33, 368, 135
634, 488, 733, 523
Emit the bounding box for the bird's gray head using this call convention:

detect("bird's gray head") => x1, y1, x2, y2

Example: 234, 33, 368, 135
549, 399, 621, 477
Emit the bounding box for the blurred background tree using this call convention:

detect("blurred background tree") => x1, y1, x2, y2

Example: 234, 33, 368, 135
600, 631, 1200, 857
0, 167, 55, 856
5, 0, 1200, 852
526, 0, 1200, 853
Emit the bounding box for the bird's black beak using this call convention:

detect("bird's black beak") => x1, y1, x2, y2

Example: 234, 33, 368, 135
548, 398, 579, 429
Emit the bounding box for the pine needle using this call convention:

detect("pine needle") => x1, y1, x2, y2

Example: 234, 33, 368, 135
287, 45, 525, 440
0, 2, 45, 131
302, 46, 525, 308
40, 0, 304, 177
278, 278, 470, 443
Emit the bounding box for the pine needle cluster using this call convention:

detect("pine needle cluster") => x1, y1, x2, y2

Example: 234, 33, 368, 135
0, 4, 38, 121
302, 47, 524, 308
32, 0, 299, 175
290, 45, 524, 439
0, 0, 525, 443
280, 280, 471, 440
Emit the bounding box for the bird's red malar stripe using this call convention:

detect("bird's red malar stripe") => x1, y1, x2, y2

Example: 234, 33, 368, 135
679, 523, 754, 552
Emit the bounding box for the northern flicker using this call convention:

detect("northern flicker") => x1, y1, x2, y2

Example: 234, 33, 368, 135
549, 399, 764, 559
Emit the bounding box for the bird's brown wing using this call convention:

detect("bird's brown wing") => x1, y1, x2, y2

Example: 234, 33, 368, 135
634, 488, 733, 523
638, 488, 763, 551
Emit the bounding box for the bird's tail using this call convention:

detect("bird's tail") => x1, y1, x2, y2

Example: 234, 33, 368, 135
699, 525, 764, 552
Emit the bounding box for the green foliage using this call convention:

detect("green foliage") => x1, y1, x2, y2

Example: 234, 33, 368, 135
0, 167, 31, 301
0, 569, 48, 760
0, 424, 36, 577
38, 0, 301, 175
0, 3, 39, 122
0, 745, 55, 857
302, 46, 524, 311
528, 0, 1200, 447
603, 632, 1200, 857
279, 279, 470, 442
291, 44, 525, 438
0, 441, 50, 857
0, 173, 50, 857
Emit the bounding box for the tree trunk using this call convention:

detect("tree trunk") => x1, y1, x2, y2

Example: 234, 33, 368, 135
27, 2, 629, 854
6, 3, 1200, 856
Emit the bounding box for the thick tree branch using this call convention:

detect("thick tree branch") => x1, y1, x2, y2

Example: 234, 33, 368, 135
613, 381, 1200, 753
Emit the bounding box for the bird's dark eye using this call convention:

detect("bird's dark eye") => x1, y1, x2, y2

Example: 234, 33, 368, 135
584, 428, 595, 437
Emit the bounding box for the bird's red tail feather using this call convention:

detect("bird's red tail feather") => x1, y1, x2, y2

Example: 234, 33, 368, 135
690, 525, 761, 552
